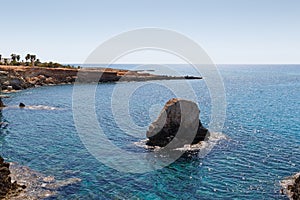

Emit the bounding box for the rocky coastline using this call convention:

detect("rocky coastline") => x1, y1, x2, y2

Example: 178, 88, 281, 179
0, 155, 81, 199
281, 172, 300, 200
0, 156, 25, 199
0, 65, 202, 92
0, 67, 204, 199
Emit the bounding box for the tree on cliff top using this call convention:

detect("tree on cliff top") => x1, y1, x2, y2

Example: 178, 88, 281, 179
11, 54, 17, 62
30, 55, 36, 66
25, 54, 30, 64
10, 54, 21, 65
25, 54, 37, 66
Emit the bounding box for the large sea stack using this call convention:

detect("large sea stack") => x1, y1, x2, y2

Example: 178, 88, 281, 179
146, 98, 210, 148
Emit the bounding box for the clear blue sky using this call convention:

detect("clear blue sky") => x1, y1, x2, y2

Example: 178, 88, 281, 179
0, 0, 299, 64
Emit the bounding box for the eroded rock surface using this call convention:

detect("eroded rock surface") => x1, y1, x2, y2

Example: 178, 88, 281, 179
0, 156, 25, 199
0, 155, 81, 199
281, 172, 300, 200
8, 162, 81, 200
146, 98, 209, 148
0, 66, 202, 92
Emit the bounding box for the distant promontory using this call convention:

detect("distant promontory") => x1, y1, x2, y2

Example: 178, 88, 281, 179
0, 53, 202, 92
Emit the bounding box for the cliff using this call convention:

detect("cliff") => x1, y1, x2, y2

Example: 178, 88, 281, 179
0, 65, 202, 92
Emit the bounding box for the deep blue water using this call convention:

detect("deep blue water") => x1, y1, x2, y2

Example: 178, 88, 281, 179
0, 65, 299, 199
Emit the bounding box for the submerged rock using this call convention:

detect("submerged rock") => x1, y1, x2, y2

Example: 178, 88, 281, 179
0, 155, 81, 199
8, 162, 81, 199
146, 98, 210, 148
281, 172, 300, 200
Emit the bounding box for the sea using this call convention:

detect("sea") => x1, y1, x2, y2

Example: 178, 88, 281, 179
0, 64, 299, 199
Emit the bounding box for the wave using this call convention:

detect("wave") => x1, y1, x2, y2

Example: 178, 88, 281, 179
2, 105, 62, 111
134, 132, 228, 156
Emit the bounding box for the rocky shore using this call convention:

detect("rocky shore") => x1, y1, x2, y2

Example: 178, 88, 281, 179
281, 172, 300, 200
0, 65, 202, 92
0, 155, 81, 199
0, 156, 25, 199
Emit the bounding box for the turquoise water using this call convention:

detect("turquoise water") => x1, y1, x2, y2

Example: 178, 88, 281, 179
0, 65, 299, 199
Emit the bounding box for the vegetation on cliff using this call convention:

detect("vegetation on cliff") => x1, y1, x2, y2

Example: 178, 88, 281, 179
0, 53, 79, 69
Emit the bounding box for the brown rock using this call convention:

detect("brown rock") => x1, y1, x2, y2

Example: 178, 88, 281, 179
281, 172, 300, 200
0, 155, 26, 198
146, 98, 210, 148
44, 77, 56, 84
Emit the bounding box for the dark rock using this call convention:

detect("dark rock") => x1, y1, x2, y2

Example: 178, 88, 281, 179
9, 78, 24, 90
292, 175, 300, 200
0, 155, 25, 198
0, 98, 5, 107
19, 103, 26, 108
281, 172, 300, 200
65, 76, 76, 83
146, 98, 210, 148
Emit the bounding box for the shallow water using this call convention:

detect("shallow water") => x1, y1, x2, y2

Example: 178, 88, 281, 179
0, 64, 299, 199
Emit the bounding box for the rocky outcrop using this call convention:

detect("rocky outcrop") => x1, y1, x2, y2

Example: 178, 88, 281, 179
146, 98, 209, 148
0, 98, 5, 107
0, 66, 78, 91
0, 156, 25, 199
8, 162, 81, 199
0, 66, 202, 92
19, 103, 25, 108
281, 173, 300, 200
0, 155, 81, 199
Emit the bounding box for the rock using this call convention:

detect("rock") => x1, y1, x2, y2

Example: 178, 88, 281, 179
65, 76, 76, 83
19, 103, 26, 108
7, 86, 13, 91
146, 98, 210, 148
281, 172, 300, 200
293, 176, 300, 200
3, 81, 10, 86
26, 77, 38, 85
45, 177, 82, 189
8, 162, 81, 199
0, 71, 9, 76
42, 176, 55, 183
0, 98, 5, 107
9, 78, 24, 90
44, 77, 56, 84
37, 75, 46, 81
0, 156, 25, 198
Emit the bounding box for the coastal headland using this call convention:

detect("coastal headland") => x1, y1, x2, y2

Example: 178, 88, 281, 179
0, 65, 202, 92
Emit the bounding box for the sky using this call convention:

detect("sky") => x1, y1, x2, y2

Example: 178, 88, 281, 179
0, 0, 299, 64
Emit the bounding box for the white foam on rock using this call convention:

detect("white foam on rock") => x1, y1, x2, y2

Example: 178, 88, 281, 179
135, 132, 228, 155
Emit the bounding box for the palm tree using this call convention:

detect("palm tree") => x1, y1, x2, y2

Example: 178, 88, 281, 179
11, 54, 17, 62
16, 55, 21, 62
25, 54, 31, 62
3, 58, 8, 65
30, 55, 36, 66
